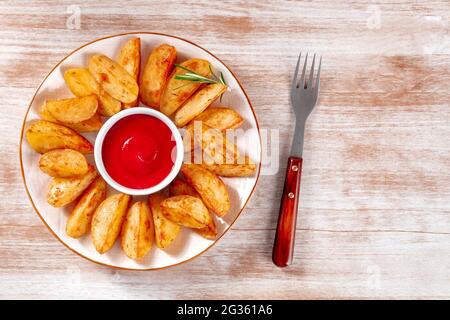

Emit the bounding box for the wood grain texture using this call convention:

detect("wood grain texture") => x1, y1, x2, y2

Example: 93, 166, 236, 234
1, 0, 450, 299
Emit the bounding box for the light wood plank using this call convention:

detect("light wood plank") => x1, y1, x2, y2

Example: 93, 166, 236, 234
1, 0, 450, 299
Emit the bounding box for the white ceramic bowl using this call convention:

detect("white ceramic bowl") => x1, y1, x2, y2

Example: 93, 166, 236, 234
94, 107, 184, 196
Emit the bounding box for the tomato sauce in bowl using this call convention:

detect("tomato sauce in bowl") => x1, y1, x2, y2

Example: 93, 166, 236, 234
94, 107, 183, 195
101, 114, 176, 189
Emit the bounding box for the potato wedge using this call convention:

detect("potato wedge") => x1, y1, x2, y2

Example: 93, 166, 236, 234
64, 68, 121, 116
121, 201, 154, 259
26, 120, 93, 154
160, 59, 212, 116
91, 193, 131, 254
181, 164, 230, 217
189, 143, 255, 177
67, 114, 103, 132
118, 38, 141, 109
174, 83, 227, 127
140, 44, 176, 109
46, 95, 98, 124
118, 38, 140, 80
40, 101, 103, 132
192, 123, 239, 165
89, 54, 139, 104
66, 177, 107, 238
149, 193, 181, 249
160, 195, 211, 228
46, 165, 98, 207
201, 156, 256, 177
169, 178, 200, 197
64, 68, 99, 96
39, 149, 88, 178
195, 222, 218, 240
194, 107, 244, 129
183, 107, 243, 151
169, 179, 217, 240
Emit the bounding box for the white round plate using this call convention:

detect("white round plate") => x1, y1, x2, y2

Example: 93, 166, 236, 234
20, 32, 261, 270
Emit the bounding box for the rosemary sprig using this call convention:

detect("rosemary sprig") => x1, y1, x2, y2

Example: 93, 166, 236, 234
174, 64, 227, 101
220, 72, 226, 85
174, 64, 227, 86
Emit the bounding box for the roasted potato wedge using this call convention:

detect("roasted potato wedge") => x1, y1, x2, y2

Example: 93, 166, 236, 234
118, 38, 141, 109
195, 222, 218, 240
118, 38, 140, 80
140, 44, 176, 109
64, 68, 121, 116
46, 95, 98, 124
149, 193, 181, 249
39, 149, 88, 178
89, 54, 139, 104
183, 107, 244, 151
160, 195, 212, 229
66, 177, 107, 238
181, 164, 230, 217
160, 58, 212, 116
169, 179, 217, 240
194, 107, 244, 129
46, 165, 98, 207
67, 114, 103, 132
26, 120, 93, 154
40, 101, 103, 132
64, 68, 99, 96
192, 123, 239, 165
200, 156, 256, 177
121, 201, 154, 259
169, 178, 200, 197
91, 193, 131, 254
174, 83, 227, 127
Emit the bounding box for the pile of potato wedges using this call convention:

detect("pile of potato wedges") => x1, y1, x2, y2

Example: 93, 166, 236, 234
25, 37, 257, 260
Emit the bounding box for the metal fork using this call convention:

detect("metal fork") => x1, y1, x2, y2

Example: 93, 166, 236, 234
272, 53, 321, 267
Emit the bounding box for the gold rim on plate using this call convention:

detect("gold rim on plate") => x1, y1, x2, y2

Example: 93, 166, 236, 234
19, 32, 262, 271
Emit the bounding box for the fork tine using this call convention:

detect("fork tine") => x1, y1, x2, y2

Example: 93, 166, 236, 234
291, 52, 301, 91
299, 53, 308, 89
308, 54, 316, 89
315, 56, 322, 89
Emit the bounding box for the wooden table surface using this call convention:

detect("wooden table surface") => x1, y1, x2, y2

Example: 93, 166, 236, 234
1, 0, 450, 299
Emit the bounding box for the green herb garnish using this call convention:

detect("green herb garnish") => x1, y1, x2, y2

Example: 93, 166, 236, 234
174, 64, 227, 101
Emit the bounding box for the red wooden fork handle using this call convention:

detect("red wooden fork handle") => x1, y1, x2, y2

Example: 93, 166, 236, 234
272, 156, 303, 267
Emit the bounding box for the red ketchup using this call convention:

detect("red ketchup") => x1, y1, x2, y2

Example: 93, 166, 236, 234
102, 114, 176, 189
